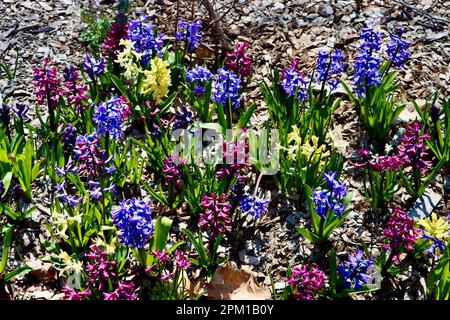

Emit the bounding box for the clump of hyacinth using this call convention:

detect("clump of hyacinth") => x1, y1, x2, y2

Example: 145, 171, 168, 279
386, 28, 410, 68
418, 213, 449, 241
74, 133, 115, 177
397, 122, 432, 173
33, 58, 62, 111
172, 106, 193, 130
94, 95, 129, 139
338, 250, 374, 290
355, 149, 404, 172
312, 171, 348, 219
103, 15, 129, 58
186, 65, 214, 96
63, 65, 88, 113
141, 56, 171, 103
280, 66, 310, 100
62, 245, 137, 300
240, 194, 268, 219
418, 213, 449, 256
286, 264, 324, 300
128, 14, 164, 66
83, 53, 105, 80
86, 244, 118, 292
111, 198, 154, 248
199, 193, 232, 239
315, 48, 344, 91
225, 42, 253, 79
381, 207, 419, 262
115, 39, 143, 79
176, 19, 203, 52
146, 249, 191, 283
353, 24, 383, 96
213, 68, 241, 110
422, 233, 446, 256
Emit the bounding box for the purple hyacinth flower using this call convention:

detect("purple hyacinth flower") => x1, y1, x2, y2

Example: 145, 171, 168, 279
240, 194, 269, 219
11, 103, 30, 121
176, 19, 203, 52
280, 68, 310, 100
0, 103, 10, 126
338, 250, 373, 290
186, 65, 214, 96
386, 28, 410, 68
128, 14, 165, 65
353, 24, 383, 96
213, 68, 241, 110
111, 198, 154, 248
83, 53, 105, 80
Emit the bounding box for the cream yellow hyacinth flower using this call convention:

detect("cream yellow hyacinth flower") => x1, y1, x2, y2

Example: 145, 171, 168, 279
57, 251, 84, 278
418, 213, 449, 240
51, 211, 69, 240
284, 125, 302, 161
115, 39, 142, 79
142, 56, 171, 103
93, 237, 117, 255
301, 135, 330, 170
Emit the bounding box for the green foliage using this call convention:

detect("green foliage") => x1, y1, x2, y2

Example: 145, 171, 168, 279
427, 243, 450, 300
342, 63, 405, 145
80, 10, 111, 55
296, 185, 352, 244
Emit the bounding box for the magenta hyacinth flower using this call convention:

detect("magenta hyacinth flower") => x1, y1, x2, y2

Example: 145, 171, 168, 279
225, 42, 253, 79
397, 122, 432, 173
286, 264, 324, 300
174, 250, 191, 270
33, 58, 62, 110
199, 193, 232, 238
381, 207, 419, 261
61, 286, 92, 300
103, 281, 137, 300
103, 15, 129, 58
86, 245, 118, 292
63, 65, 88, 113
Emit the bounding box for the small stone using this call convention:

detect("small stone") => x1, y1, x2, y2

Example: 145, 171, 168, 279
408, 189, 442, 220
319, 5, 334, 17
238, 251, 262, 265
306, 14, 319, 21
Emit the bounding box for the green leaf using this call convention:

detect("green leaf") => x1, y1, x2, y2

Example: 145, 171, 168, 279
182, 229, 207, 265
329, 249, 337, 294
4, 266, 32, 282
237, 103, 257, 129
1, 172, 13, 197
296, 227, 314, 242
151, 216, 173, 252
0, 227, 13, 273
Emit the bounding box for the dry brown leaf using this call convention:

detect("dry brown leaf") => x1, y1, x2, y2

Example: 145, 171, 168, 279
206, 262, 271, 300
